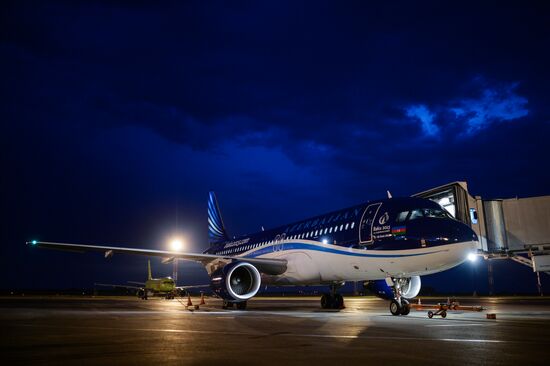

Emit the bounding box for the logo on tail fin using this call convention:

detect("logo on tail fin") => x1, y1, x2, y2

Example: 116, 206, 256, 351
208, 192, 229, 245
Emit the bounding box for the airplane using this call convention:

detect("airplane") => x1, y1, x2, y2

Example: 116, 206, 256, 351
28, 192, 479, 315
94, 260, 183, 300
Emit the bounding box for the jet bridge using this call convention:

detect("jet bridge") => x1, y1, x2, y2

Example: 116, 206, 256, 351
413, 181, 550, 293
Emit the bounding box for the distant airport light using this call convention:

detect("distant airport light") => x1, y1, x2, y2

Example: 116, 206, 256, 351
31, 240, 37, 245
467, 253, 478, 262
322, 238, 328, 244
170, 238, 183, 252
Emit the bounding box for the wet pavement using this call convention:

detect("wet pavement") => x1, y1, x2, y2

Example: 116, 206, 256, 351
1, 295, 550, 365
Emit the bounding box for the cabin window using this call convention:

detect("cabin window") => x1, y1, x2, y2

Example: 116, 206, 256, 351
345, 223, 349, 230
329, 227, 333, 233
351, 222, 355, 229
340, 224, 344, 231
324, 228, 328, 234
315, 230, 318, 236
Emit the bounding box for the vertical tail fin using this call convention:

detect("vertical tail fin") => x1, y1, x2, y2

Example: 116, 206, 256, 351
147, 260, 152, 280
208, 191, 229, 245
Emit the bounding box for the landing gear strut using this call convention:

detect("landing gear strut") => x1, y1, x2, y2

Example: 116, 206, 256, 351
320, 282, 345, 309
222, 300, 247, 310
389, 278, 411, 316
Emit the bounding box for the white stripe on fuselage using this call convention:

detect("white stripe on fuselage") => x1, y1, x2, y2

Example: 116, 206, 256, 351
222, 239, 477, 284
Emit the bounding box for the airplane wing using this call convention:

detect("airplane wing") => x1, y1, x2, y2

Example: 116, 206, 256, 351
127, 281, 146, 286
176, 284, 211, 290
28, 241, 287, 275
94, 283, 142, 290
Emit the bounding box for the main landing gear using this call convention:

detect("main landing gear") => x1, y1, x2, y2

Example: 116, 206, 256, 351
320, 282, 345, 310
137, 289, 148, 300
222, 300, 247, 310
389, 278, 411, 316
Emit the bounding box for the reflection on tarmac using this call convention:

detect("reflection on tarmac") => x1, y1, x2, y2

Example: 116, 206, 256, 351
1, 296, 550, 365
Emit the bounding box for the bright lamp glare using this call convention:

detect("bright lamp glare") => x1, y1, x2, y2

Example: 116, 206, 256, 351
467, 253, 478, 262
322, 238, 328, 244
170, 239, 183, 251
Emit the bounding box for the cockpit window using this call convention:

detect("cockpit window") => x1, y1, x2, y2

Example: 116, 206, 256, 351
395, 207, 452, 222
409, 209, 424, 220
422, 208, 450, 218
396, 211, 409, 223
408, 208, 451, 221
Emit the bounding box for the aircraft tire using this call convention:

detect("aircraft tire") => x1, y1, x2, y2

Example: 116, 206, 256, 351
321, 293, 331, 309
441, 311, 447, 318
334, 294, 344, 309
390, 299, 402, 316
428, 311, 434, 318
400, 299, 410, 315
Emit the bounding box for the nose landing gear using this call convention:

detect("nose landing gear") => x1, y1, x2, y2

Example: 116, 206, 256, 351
389, 278, 411, 316
390, 298, 410, 315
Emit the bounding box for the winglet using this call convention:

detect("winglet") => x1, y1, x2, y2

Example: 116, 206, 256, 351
208, 192, 229, 245
387, 190, 393, 199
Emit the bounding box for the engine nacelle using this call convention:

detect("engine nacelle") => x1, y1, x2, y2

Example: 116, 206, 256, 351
365, 276, 421, 300
210, 262, 261, 302
400, 276, 421, 299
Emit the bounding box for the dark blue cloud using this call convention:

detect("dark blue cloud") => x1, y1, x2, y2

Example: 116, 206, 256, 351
452, 82, 529, 134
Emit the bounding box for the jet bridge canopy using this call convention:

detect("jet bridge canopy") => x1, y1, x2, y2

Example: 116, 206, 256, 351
412, 181, 550, 260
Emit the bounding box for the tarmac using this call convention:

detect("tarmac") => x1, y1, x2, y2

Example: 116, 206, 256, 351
1, 295, 550, 365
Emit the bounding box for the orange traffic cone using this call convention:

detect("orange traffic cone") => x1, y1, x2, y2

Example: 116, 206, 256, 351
199, 293, 206, 305
186, 294, 193, 307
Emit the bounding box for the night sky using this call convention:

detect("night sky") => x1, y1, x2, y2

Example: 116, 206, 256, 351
1, 1, 549, 294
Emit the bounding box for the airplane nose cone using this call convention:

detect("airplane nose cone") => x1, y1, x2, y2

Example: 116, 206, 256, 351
434, 219, 477, 243
407, 218, 477, 244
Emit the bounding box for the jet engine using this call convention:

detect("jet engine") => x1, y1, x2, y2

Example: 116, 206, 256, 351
210, 262, 262, 301
365, 276, 421, 300
400, 276, 421, 299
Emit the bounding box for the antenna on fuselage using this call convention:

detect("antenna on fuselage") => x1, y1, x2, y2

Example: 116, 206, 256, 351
387, 190, 393, 199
